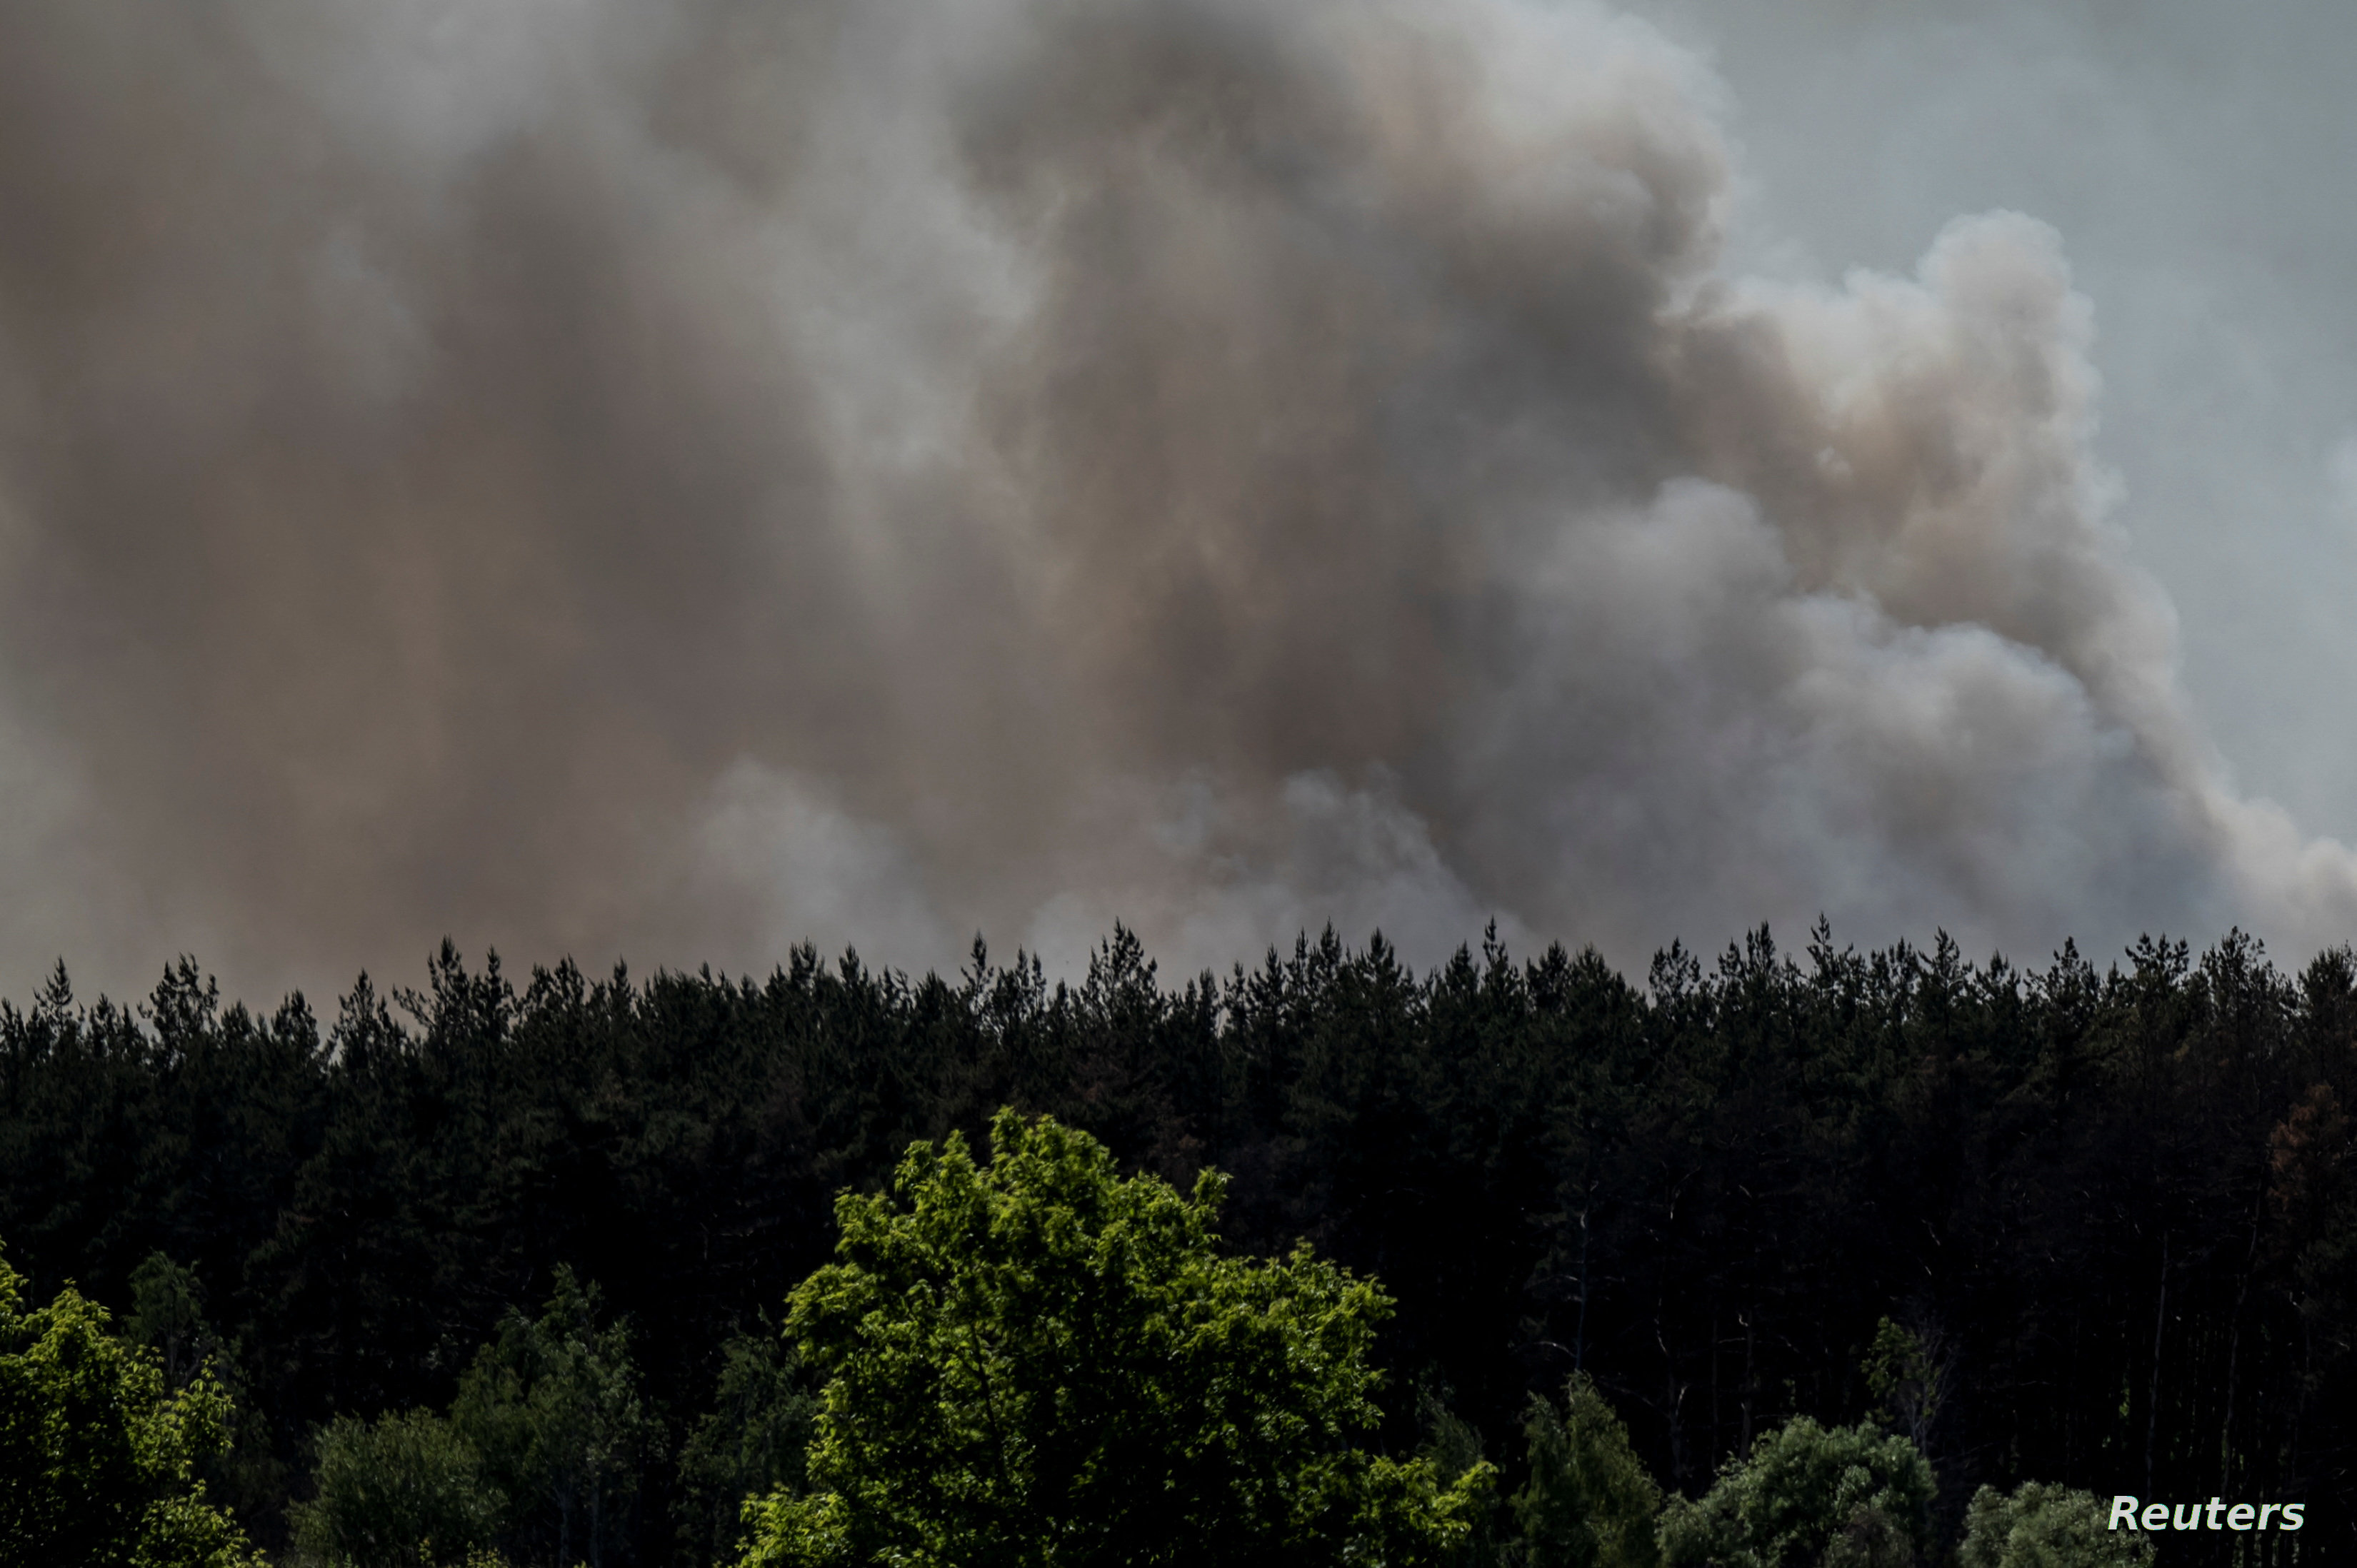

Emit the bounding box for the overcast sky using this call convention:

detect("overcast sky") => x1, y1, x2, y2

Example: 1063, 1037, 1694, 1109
4, 0, 2356, 1007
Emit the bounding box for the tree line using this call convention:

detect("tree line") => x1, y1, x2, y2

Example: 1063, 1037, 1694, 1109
4, 1107, 2152, 1567
1, 920, 2349, 1564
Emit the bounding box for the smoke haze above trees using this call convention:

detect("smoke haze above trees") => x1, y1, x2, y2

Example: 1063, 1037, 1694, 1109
4, 0, 2356, 1000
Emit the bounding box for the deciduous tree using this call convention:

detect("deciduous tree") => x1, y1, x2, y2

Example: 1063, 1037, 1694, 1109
741, 1109, 1491, 1567
0, 1244, 259, 1568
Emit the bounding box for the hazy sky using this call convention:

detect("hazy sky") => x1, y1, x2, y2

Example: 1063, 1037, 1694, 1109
4, 0, 2355, 1007
1630, 0, 2357, 839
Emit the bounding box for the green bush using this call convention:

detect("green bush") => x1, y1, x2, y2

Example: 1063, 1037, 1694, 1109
1658, 1417, 1934, 1568
1512, 1373, 1662, 1568
288, 1408, 498, 1568
1958, 1483, 2155, 1568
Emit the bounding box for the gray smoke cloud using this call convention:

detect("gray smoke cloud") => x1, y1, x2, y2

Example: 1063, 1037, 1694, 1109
1, 0, 2351, 1002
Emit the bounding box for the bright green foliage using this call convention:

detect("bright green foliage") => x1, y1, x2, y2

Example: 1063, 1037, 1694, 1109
0, 1245, 259, 1567
740, 1108, 1494, 1567
123, 1251, 284, 1536
1417, 1382, 1491, 1497
677, 1327, 817, 1564
1511, 1374, 1661, 1568
1414, 1381, 1507, 1567
1957, 1484, 2154, 1568
287, 1407, 499, 1567
1657, 1417, 1934, 1568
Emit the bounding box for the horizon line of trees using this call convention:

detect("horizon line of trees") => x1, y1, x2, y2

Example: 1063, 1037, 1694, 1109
2, 918, 2350, 1564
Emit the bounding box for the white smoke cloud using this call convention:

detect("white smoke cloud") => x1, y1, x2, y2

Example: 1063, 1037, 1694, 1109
0, 0, 2351, 1000
1009, 768, 1531, 980
695, 760, 954, 969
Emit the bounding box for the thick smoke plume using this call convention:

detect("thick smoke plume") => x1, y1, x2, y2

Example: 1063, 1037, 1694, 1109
2, 0, 2352, 1000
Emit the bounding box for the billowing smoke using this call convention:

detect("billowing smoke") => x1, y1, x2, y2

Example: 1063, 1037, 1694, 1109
1, 0, 2351, 1002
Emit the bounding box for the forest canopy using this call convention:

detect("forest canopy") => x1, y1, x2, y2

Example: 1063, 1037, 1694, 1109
0, 921, 2346, 1564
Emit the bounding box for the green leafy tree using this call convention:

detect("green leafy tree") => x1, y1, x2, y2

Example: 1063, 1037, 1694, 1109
1657, 1417, 1933, 1568
289, 1267, 653, 1568
128, 1252, 211, 1390
740, 1108, 1493, 1567
1416, 1378, 1506, 1567
1511, 1374, 1661, 1568
0, 1244, 260, 1567
1956, 1484, 2153, 1568
1860, 1320, 1945, 1450
125, 1251, 284, 1532
678, 1327, 818, 1564
287, 1407, 499, 1567
451, 1267, 658, 1568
